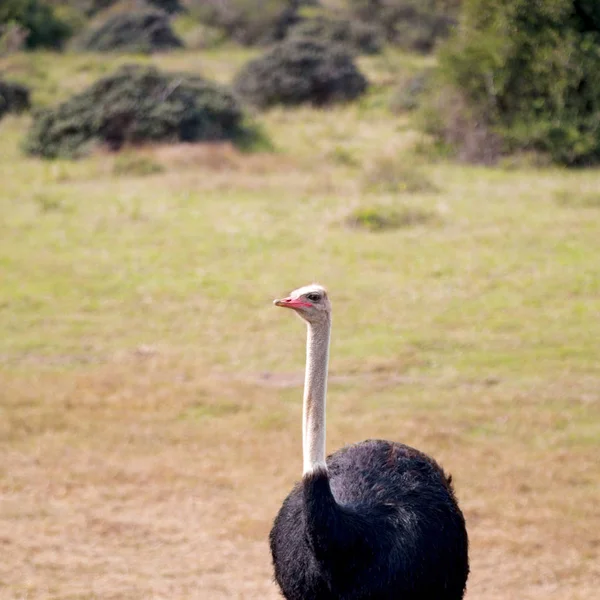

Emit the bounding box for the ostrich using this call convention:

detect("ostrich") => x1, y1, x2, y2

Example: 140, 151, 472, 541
269, 284, 469, 600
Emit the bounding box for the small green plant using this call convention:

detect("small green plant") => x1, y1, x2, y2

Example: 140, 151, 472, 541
329, 146, 359, 167
362, 155, 438, 194
112, 152, 165, 177
32, 191, 66, 212
344, 204, 439, 231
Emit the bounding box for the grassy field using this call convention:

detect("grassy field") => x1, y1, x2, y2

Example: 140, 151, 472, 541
1, 46, 599, 599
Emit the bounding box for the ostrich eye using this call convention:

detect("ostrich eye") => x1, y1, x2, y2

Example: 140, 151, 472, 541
306, 293, 321, 302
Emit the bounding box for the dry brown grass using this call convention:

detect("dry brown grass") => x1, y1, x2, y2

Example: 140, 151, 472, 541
1, 358, 598, 599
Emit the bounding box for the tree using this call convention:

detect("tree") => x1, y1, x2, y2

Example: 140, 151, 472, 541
434, 0, 600, 165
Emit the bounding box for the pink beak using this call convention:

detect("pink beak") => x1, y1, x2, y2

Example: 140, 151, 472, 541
274, 296, 311, 309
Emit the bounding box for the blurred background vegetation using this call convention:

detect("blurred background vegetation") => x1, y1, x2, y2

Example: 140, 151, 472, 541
2, 0, 600, 164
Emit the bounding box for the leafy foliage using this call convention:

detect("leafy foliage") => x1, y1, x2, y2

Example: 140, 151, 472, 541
435, 0, 600, 165
73, 7, 183, 53
233, 36, 368, 107
0, 0, 72, 49
0, 80, 31, 119
25, 64, 247, 158
287, 16, 383, 55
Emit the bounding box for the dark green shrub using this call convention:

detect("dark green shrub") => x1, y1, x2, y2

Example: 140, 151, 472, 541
73, 7, 183, 53
287, 16, 383, 55
347, 0, 460, 52
0, 80, 31, 119
188, 0, 300, 46
233, 37, 368, 107
434, 0, 600, 165
0, 0, 72, 49
25, 64, 248, 158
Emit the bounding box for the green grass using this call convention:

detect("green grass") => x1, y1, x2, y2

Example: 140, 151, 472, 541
1, 138, 598, 377
0, 47, 599, 600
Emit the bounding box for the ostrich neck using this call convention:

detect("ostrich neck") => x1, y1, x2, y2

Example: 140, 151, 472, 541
303, 316, 331, 475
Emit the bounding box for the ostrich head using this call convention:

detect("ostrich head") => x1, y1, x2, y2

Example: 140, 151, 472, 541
273, 284, 331, 324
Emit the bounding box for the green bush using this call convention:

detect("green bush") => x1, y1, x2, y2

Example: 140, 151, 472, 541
434, 0, 600, 165
347, 0, 460, 52
25, 64, 248, 158
73, 7, 183, 52
287, 16, 383, 55
233, 37, 368, 107
0, 80, 31, 120
0, 0, 72, 49
0, 22, 29, 53
188, 0, 300, 46
0, 80, 30, 112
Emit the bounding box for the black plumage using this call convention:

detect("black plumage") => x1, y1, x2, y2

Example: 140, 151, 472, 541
270, 439, 469, 600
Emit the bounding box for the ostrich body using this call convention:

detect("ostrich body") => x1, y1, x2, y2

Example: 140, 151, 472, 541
270, 284, 469, 600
